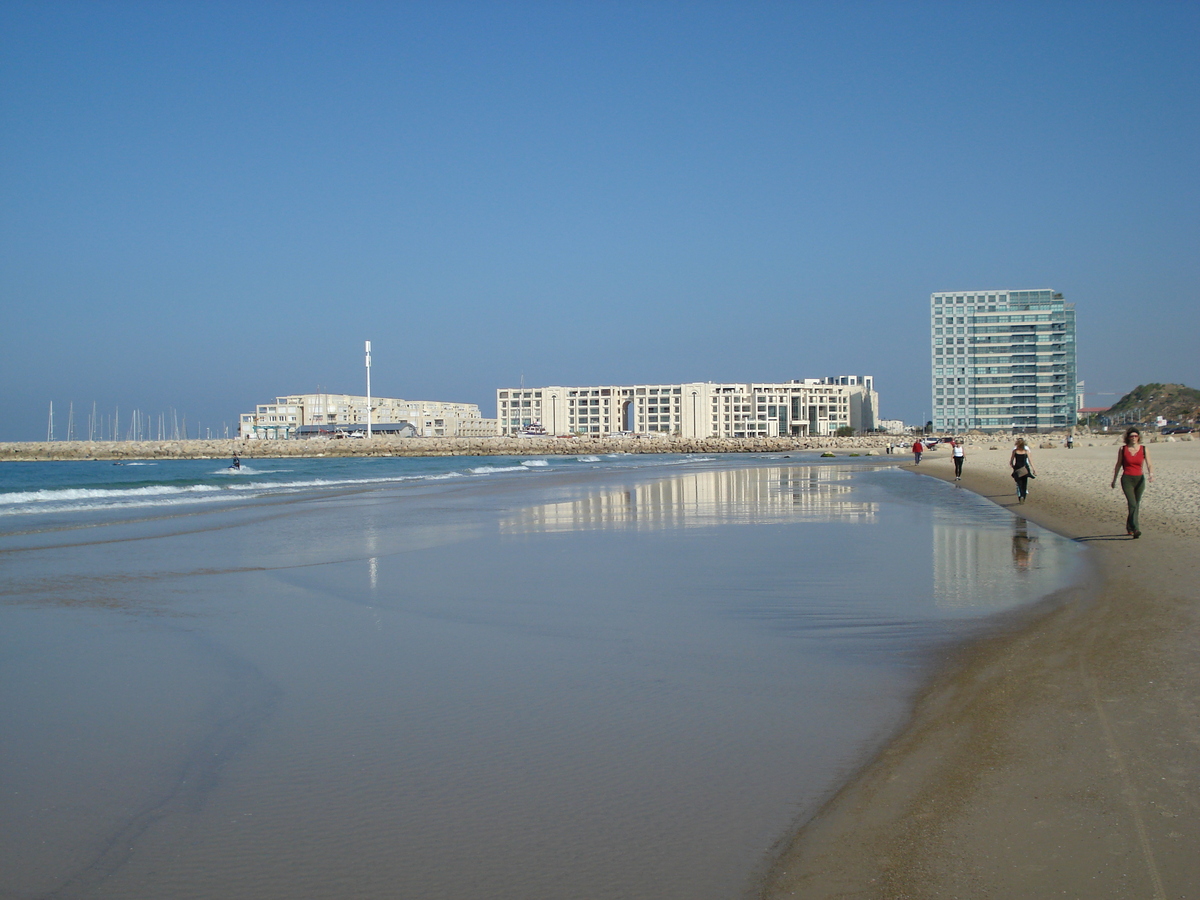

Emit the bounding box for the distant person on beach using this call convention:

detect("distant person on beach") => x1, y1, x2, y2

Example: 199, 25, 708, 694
1010, 438, 1035, 502
1067, 433, 1074, 449
912, 439, 923, 464
952, 439, 965, 480
1111, 427, 1153, 538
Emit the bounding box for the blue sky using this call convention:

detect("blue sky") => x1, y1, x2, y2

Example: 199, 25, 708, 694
2, 1, 1197, 440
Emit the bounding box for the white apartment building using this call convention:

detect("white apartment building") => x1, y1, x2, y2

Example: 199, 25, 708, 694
496, 377, 878, 437
239, 393, 497, 439
931, 289, 1077, 433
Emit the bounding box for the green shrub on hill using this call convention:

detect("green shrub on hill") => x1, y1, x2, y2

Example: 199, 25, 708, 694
1106, 383, 1200, 424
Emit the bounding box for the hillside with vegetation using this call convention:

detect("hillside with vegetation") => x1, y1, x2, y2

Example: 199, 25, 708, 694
1105, 383, 1200, 424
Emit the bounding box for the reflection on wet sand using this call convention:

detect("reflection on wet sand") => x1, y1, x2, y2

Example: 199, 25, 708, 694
932, 507, 1067, 610
0, 460, 1091, 900
1011, 517, 1039, 572
502, 466, 878, 534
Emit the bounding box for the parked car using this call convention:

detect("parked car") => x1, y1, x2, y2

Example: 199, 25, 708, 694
1161, 426, 1194, 434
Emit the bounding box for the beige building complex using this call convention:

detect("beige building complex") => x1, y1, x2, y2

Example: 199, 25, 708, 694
239, 393, 497, 440
496, 377, 878, 438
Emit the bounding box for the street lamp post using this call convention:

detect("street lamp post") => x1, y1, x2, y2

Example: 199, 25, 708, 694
365, 341, 372, 439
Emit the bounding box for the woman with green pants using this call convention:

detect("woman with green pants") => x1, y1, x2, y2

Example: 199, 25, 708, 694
1111, 427, 1154, 538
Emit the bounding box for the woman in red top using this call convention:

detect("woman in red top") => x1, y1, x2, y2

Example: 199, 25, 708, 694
1110, 427, 1154, 538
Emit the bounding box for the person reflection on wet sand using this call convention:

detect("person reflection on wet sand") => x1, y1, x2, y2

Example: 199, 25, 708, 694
1012, 517, 1038, 572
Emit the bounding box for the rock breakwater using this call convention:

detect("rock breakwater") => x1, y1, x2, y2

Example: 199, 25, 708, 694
2, 435, 902, 461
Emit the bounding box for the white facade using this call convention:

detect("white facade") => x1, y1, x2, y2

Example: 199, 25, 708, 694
931, 289, 1077, 433
239, 393, 497, 439
496, 377, 878, 437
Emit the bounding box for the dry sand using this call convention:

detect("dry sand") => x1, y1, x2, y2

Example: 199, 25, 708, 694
760, 439, 1200, 899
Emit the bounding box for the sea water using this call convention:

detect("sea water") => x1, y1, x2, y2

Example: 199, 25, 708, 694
0, 453, 1086, 899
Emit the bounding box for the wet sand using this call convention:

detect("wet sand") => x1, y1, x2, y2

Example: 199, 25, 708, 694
760, 439, 1200, 898
3, 457, 1086, 899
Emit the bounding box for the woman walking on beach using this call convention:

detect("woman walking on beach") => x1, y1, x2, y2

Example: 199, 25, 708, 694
1111, 427, 1153, 538
1010, 438, 1035, 502
952, 439, 965, 480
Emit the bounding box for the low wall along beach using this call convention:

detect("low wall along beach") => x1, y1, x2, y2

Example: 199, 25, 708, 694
3, 431, 1186, 462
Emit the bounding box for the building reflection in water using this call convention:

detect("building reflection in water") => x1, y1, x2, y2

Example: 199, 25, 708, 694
501, 466, 877, 534
932, 507, 1073, 610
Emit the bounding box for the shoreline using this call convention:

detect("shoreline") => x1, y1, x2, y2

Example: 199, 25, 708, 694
759, 441, 1200, 898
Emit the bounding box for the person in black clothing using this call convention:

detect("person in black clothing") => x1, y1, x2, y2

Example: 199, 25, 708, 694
1009, 437, 1035, 502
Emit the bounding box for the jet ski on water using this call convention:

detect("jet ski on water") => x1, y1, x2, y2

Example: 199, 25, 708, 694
230, 453, 241, 471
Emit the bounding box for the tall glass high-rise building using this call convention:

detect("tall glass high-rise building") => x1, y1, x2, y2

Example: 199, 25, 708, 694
931, 289, 1076, 433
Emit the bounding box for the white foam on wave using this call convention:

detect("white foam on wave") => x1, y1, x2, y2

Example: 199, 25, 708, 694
0, 470, 468, 516
469, 465, 529, 475
1, 484, 226, 505
644, 455, 715, 467
3, 491, 249, 517
521, 459, 549, 467
575, 456, 601, 463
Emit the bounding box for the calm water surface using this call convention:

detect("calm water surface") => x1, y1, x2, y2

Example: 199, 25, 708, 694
0, 454, 1086, 899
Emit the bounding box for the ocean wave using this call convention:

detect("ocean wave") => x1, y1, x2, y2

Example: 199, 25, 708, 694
0, 492, 249, 517
0, 471, 468, 515
0, 484, 227, 504
575, 456, 601, 463
521, 459, 549, 467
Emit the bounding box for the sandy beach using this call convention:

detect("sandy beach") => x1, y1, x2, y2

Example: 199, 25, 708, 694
4, 440, 1196, 897
760, 438, 1200, 898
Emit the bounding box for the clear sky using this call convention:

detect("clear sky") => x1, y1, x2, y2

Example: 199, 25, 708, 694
2, 1, 1197, 440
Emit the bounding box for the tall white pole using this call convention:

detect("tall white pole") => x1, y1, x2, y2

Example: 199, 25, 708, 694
365, 340, 372, 438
